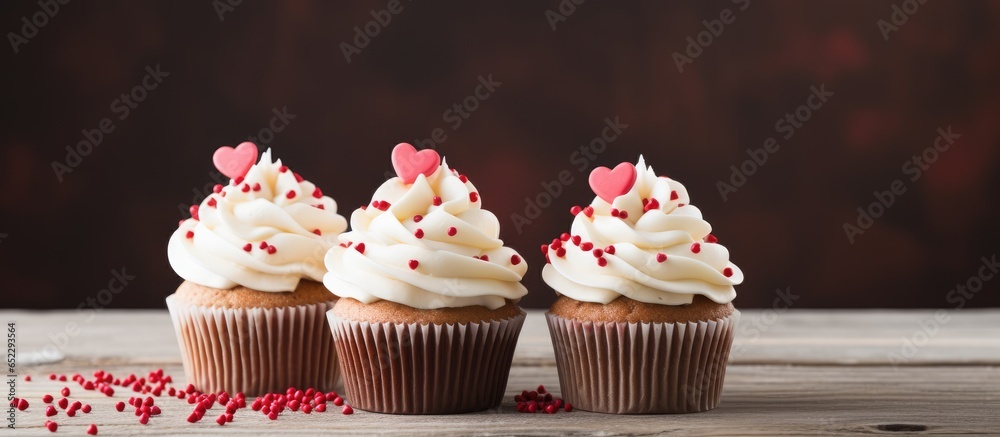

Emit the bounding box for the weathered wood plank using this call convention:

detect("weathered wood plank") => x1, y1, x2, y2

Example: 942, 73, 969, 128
2, 310, 998, 435
3, 309, 998, 366
7, 364, 998, 435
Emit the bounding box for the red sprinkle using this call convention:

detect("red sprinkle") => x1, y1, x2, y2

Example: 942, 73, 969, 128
583, 206, 594, 218
286, 190, 297, 199
241, 184, 251, 193
413, 215, 423, 223
49, 374, 57, 380
610, 208, 619, 217
332, 396, 344, 407
267, 245, 277, 255
723, 267, 733, 277
61, 386, 70, 397
312, 187, 323, 198
315, 404, 327, 413
570, 205, 582, 216
657, 253, 667, 263
597, 257, 608, 267
556, 247, 567, 257
185, 231, 194, 239
565, 402, 574, 412
706, 234, 718, 243
560, 233, 570, 241
213, 184, 223, 193
43, 394, 53, 403
243, 243, 252, 252
670, 190, 679, 200
139, 412, 149, 424
580, 242, 594, 251
116, 402, 125, 412
691, 242, 701, 254
342, 405, 354, 415
537, 385, 546, 394
189, 205, 199, 220
510, 255, 521, 265
593, 249, 604, 257
408, 260, 419, 270
82, 404, 92, 413
46, 405, 57, 416
355, 243, 365, 254
447, 227, 457, 236
619, 210, 629, 219
46, 421, 57, 432
234, 176, 244, 185
86, 424, 97, 435
17, 399, 28, 411
469, 192, 479, 202
545, 404, 557, 414
432, 196, 442, 206
216, 414, 227, 426
571, 235, 582, 246
414, 229, 424, 239
312, 229, 322, 236
294, 172, 304, 183
604, 245, 616, 255
207, 197, 217, 207
259, 241, 269, 250
540, 244, 549, 254
279, 165, 289, 173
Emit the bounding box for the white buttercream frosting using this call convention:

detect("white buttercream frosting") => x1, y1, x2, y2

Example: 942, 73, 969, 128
168, 149, 348, 292
542, 156, 743, 305
324, 160, 528, 310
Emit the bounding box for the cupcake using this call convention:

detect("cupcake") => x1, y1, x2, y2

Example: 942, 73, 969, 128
324, 143, 528, 414
166, 142, 348, 395
542, 156, 744, 414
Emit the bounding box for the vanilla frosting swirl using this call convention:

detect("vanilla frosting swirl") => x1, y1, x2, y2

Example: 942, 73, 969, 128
324, 160, 528, 310
542, 156, 743, 305
168, 149, 348, 292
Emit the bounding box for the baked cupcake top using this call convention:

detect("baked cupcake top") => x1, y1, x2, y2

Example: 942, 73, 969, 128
541, 156, 743, 305
323, 143, 528, 310
168, 143, 348, 292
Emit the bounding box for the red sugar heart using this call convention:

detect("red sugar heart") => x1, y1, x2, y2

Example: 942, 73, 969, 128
213, 142, 258, 179
391, 143, 440, 184
589, 162, 637, 204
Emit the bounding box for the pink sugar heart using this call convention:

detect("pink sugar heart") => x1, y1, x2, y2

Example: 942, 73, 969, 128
391, 143, 440, 184
213, 142, 258, 179
589, 162, 637, 204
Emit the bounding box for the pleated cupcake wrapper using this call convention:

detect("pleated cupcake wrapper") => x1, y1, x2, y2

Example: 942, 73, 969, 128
166, 295, 340, 396
328, 310, 526, 415
547, 310, 740, 414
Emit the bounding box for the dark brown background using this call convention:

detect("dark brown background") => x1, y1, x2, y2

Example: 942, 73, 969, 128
2, 1, 998, 309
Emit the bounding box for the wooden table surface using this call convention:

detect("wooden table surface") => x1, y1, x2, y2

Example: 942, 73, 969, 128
3, 309, 998, 436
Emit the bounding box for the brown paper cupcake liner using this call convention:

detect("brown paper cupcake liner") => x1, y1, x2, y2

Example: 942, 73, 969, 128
547, 310, 740, 414
166, 295, 339, 396
327, 310, 526, 414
